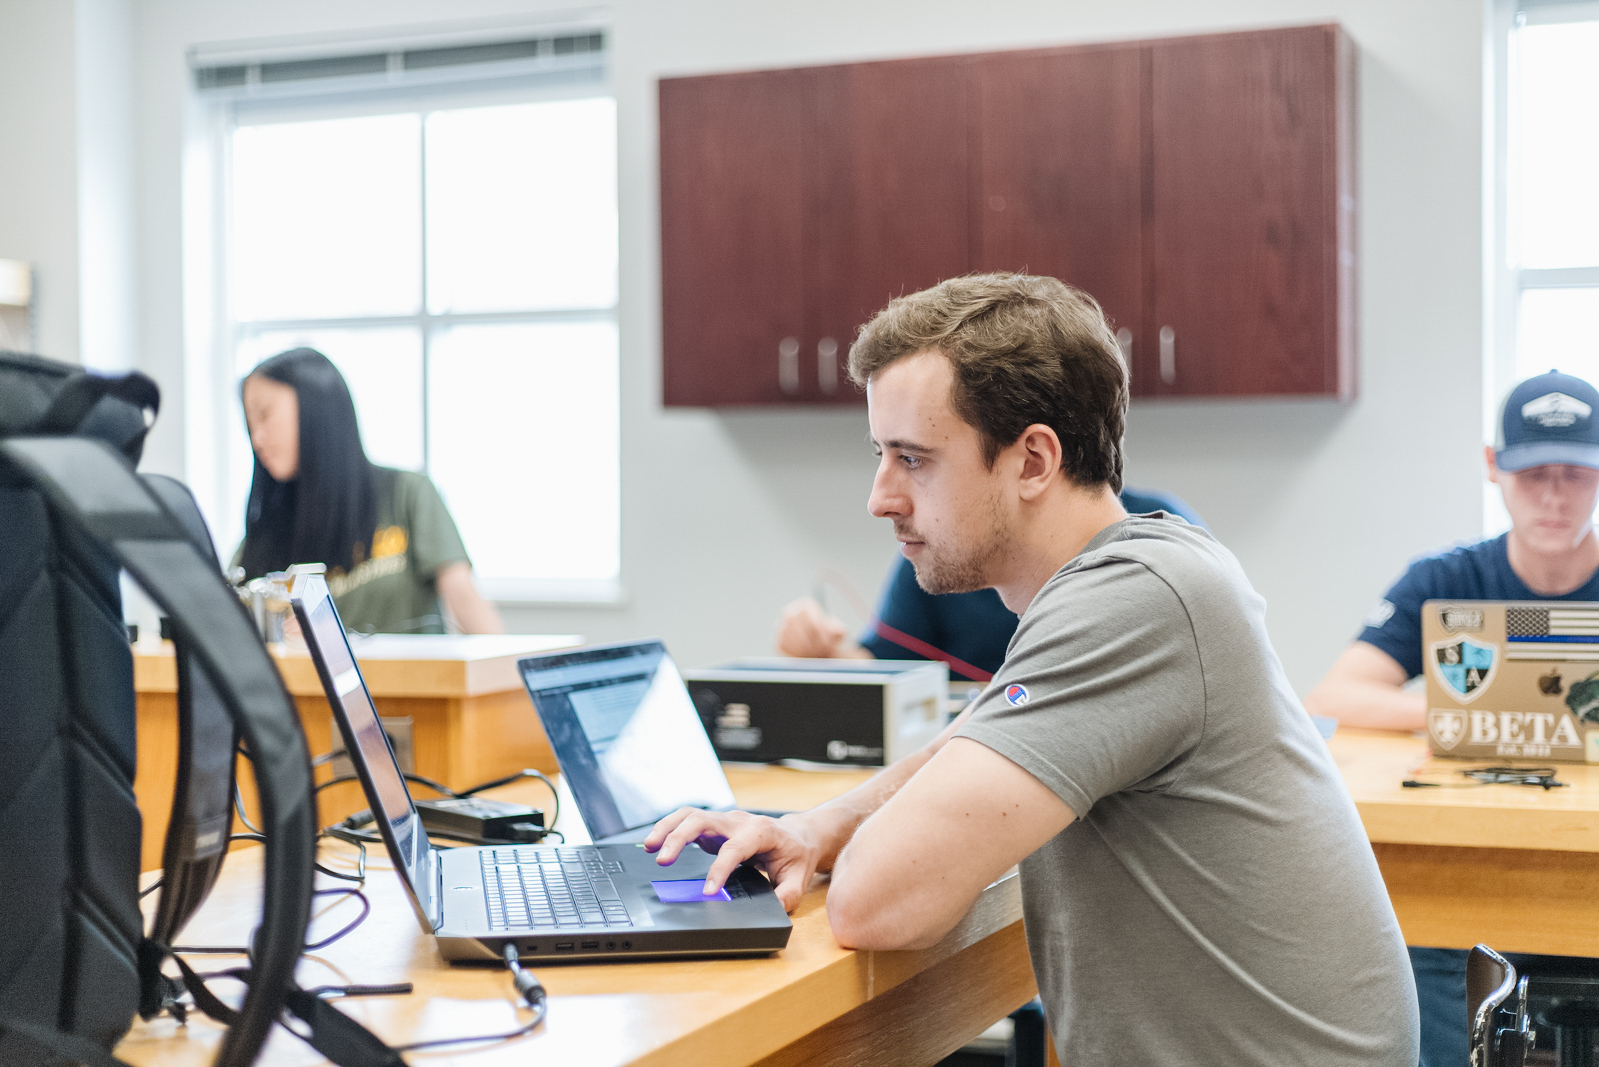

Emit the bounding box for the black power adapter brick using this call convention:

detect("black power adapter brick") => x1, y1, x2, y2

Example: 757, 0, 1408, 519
415, 797, 547, 843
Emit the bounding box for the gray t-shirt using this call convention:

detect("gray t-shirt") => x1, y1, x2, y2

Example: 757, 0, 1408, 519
958, 515, 1418, 1066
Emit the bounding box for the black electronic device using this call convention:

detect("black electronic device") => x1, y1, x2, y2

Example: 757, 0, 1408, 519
682, 658, 948, 767
415, 796, 547, 843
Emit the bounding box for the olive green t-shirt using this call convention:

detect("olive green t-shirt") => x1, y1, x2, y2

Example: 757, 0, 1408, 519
234, 468, 470, 634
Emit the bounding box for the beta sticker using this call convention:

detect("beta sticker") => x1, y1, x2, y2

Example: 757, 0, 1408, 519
1004, 684, 1030, 707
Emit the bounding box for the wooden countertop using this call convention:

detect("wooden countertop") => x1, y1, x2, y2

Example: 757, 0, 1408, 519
1329, 727, 1599, 853
132, 633, 582, 699
116, 765, 1037, 1067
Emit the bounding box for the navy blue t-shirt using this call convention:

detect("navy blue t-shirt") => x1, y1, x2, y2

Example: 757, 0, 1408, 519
1359, 533, 1599, 680
858, 487, 1205, 679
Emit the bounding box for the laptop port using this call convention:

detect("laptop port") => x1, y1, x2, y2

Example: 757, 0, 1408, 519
605, 941, 616, 950
580, 941, 600, 950
621, 941, 632, 950
555, 942, 575, 952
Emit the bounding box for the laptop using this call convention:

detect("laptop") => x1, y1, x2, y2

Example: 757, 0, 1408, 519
288, 574, 792, 963
516, 640, 789, 844
1422, 599, 1599, 763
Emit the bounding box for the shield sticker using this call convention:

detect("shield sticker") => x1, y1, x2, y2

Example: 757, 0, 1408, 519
1429, 634, 1499, 703
1429, 710, 1466, 750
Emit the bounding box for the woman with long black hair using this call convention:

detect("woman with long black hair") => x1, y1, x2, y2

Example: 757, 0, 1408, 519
236, 347, 502, 634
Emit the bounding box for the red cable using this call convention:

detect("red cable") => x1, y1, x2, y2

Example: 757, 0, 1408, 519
870, 619, 993, 682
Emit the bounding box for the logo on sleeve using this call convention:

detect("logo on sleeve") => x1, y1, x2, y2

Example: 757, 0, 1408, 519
1004, 684, 1030, 707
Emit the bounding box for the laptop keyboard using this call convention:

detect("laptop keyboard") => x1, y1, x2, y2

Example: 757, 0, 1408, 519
481, 847, 634, 931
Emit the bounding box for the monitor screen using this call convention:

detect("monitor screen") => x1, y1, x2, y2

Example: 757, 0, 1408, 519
521, 642, 736, 841
291, 575, 433, 928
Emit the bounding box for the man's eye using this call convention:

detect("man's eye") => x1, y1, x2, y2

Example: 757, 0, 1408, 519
901, 455, 921, 469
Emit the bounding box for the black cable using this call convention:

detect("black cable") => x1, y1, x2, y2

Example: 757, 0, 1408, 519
140, 878, 163, 899
315, 831, 367, 882
393, 942, 546, 1051
1403, 766, 1568, 790
304, 888, 371, 951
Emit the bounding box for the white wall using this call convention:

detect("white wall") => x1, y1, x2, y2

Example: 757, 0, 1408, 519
0, 0, 81, 360
76, 0, 141, 372
17, 0, 1489, 693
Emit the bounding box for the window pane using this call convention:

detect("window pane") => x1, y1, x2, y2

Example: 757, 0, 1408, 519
1516, 288, 1599, 385
425, 98, 618, 314
427, 321, 619, 582
237, 327, 424, 472
232, 114, 422, 320
1515, 22, 1599, 269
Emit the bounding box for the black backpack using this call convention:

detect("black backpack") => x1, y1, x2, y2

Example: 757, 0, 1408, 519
0, 352, 318, 1066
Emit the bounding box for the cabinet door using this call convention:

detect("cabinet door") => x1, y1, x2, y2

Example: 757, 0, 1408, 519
1146, 25, 1353, 398
970, 44, 1145, 381
805, 57, 971, 402
660, 69, 809, 406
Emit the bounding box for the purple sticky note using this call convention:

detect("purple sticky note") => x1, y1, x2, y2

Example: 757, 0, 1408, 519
652, 879, 731, 903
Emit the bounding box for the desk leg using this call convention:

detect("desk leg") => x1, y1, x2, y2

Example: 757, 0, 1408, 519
750, 921, 1037, 1067
1375, 842, 1599, 955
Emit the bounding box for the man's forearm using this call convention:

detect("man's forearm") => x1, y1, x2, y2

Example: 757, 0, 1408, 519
1304, 679, 1425, 731
794, 704, 973, 871
794, 746, 937, 873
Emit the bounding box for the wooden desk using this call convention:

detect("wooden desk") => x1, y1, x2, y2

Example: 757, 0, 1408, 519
133, 634, 580, 871
1331, 728, 1599, 955
114, 766, 1039, 1067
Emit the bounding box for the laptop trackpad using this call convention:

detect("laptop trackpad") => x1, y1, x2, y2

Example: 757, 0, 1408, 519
652, 879, 732, 903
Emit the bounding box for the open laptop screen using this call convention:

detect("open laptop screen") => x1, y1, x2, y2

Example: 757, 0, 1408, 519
520, 641, 736, 841
290, 574, 433, 927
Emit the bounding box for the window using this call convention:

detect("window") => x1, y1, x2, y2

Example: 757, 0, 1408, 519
1500, 7, 1599, 389
197, 29, 619, 601
1488, 2, 1599, 531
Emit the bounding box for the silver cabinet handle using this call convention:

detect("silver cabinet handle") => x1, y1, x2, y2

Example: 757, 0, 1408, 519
1158, 326, 1176, 386
779, 336, 800, 395
818, 337, 839, 394
1115, 327, 1132, 364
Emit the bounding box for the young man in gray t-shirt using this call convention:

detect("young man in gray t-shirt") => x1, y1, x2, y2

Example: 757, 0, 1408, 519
646, 273, 1419, 1065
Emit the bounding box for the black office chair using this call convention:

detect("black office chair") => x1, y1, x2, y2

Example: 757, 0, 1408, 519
1469, 944, 1535, 1067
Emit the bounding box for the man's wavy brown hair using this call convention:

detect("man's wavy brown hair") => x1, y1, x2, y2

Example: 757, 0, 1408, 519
848, 273, 1128, 492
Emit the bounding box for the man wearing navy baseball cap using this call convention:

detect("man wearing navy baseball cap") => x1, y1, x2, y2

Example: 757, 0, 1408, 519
1306, 368, 1599, 1067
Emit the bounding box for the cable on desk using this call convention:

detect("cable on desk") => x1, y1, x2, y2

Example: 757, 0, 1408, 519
314, 830, 368, 883
304, 887, 371, 951
392, 942, 546, 1052
1402, 765, 1568, 789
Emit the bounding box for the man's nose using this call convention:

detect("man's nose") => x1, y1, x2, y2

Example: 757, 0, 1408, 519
868, 464, 904, 519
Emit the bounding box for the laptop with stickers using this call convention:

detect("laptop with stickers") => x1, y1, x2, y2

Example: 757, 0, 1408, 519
1421, 599, 1599, 763
289, 573, 792, 963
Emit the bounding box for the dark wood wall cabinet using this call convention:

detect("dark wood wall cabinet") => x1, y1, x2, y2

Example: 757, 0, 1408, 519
659, 23, 1356, 406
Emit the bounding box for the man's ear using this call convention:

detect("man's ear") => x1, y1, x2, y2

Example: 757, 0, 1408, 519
1015, 424, 1064, 500
1485, 444, 1501, 485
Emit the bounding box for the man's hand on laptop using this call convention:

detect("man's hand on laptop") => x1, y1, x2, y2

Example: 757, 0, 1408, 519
644, 808, 823, 913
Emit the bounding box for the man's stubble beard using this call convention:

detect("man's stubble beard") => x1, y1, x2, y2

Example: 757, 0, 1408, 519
906, 491, 1012, 596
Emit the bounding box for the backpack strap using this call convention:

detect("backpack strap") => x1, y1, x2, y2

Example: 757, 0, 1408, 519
135, 476, 240, 1020
0, 436, 316, 1067
168, 956, 406, 1067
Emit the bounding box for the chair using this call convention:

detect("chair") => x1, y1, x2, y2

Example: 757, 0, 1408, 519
1469, 944, 1534, 1067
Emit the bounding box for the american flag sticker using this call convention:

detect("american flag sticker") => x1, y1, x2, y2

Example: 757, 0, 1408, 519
1507, 606, 1599, 660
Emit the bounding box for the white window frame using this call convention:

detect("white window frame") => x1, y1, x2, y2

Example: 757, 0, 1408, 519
184, 20, 622, 604
1485, 0, 1599, 532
